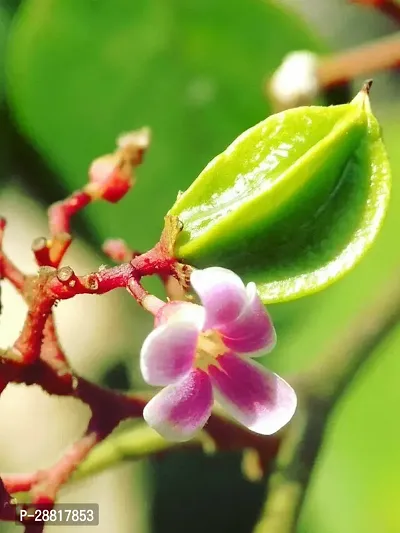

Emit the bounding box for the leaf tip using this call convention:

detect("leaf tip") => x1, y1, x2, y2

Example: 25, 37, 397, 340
362, 79, 373, 95
351, 79, 373, 112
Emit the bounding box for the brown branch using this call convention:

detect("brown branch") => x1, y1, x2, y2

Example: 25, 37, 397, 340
318, 33, 400, 89
266, 34, 400, 111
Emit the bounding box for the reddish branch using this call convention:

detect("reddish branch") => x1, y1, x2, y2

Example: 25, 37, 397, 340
49, 191, 92, 237
0, 130, 156, 525
2, 379, 144, 505
0, 131, 280, 530
103, 238, 188, 301
0, 218, 26, 292
317, 1, 400, 89
317, 33, 400, 89
267, 32, 400, 111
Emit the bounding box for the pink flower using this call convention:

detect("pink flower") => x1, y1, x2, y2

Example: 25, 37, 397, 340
140, 267, 297, 441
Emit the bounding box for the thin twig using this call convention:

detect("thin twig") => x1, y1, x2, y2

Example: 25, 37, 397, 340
266, 34, 400, 110
0, 218, 26, 292
318, 33, 400, 89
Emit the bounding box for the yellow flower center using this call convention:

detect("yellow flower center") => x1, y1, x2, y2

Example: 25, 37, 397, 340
195, 329, 227, 371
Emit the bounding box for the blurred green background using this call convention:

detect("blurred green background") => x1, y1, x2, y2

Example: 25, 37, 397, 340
0, 0, 399, 532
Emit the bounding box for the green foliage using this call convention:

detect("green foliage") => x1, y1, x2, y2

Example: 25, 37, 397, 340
6, 0, 322, 249
0, 4, 10, 102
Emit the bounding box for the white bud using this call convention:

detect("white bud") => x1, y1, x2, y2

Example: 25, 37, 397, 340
269, 51, 320, 110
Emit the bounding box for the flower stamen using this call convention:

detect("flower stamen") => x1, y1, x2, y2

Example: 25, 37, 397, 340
195, 330, 227, 371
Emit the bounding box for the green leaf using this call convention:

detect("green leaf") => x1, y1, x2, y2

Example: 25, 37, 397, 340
169, 87, 391, 303
5, 0, 322, 249
0, 4, 10, 102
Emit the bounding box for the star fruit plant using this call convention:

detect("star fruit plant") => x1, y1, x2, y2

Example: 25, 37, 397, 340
0, 81, 391, 523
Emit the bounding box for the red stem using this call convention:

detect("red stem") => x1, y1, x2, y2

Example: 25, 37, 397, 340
40, 315, 70, 372
103, 238, 186, 301
48, 233, 72, 268
48, 191, 91, 236
0, 218, 26, 292
0, 377, 146, 507
31, 237, 51, 267
0, 254, 26, 292
13, 298, 54, 365
0, 138, 200, 516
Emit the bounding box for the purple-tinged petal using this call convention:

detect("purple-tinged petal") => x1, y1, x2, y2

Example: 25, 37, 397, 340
190, 267, 248, 329
155, 301, 205, 329
219, 282, 276, 357
208, 353, 296, 435
140, 322, 198, 386
143, 369, 213, 442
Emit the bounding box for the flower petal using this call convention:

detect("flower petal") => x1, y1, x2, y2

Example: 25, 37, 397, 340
208, 353, 296, 435
219, 282, 276, 357
190, 267, 248, 329
143, 369, 213, 442
155, 301, 205, 329
140, 322, 198, 386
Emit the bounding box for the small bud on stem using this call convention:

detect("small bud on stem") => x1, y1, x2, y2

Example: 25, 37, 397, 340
87, 127, 150, 203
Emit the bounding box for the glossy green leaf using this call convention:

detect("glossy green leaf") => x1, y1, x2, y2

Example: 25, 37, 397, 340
5, 0, 322, 249
169, 88, 391, 303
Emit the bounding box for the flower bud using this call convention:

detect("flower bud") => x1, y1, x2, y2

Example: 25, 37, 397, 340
268, 51, 319, 111
88, 153, 132, 203
87, 127, 151, 203
117, 127, 151, 165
